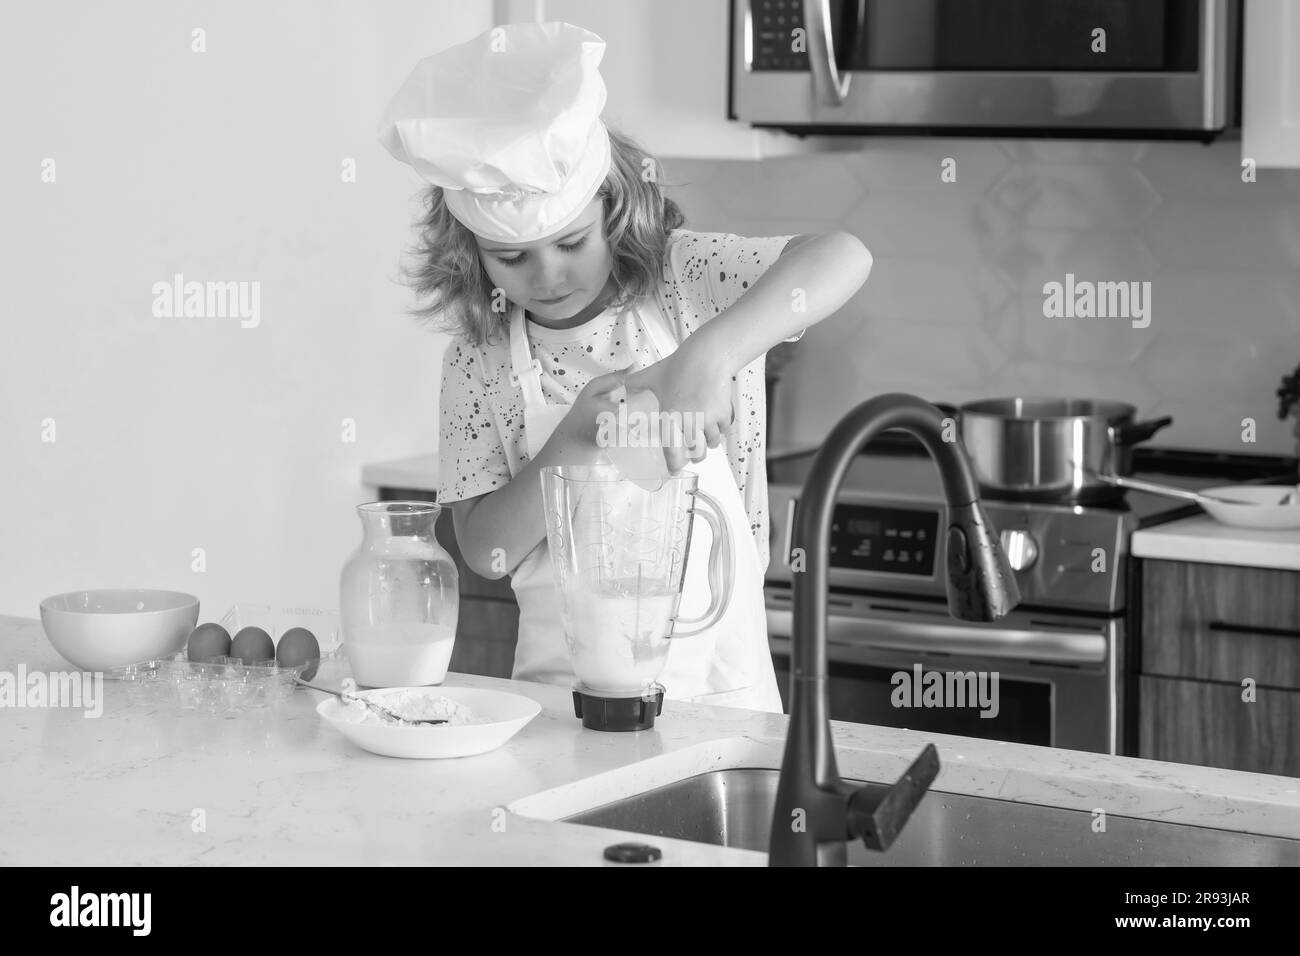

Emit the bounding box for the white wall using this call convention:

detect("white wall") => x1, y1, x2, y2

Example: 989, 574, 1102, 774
0, 1, 492, 619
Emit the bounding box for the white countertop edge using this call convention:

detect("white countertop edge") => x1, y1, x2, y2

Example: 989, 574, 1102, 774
1133, 517, 1300, 571
361, 453, 439, 493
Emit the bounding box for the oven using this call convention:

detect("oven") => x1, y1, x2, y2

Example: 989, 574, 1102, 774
766, 590, 1122, 752
764, 462, 1126, 754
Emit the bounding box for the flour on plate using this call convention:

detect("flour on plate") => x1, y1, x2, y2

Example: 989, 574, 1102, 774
337, 690, 481, 727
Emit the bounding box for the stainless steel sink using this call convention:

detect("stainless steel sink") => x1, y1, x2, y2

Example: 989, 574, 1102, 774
563, 768, 1300, 865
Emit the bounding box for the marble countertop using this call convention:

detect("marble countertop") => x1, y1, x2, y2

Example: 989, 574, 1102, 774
4, 613, 1299, 866
1132, 516, 1300, 571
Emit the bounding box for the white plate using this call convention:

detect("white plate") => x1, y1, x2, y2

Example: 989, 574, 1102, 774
316, 686, 541, 759
1201, 486, 1300, 530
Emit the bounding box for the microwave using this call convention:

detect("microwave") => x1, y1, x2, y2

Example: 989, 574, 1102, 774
729, 0, 1240, 137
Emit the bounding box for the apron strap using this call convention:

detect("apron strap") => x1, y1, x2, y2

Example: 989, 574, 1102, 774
508, 304, 547, 408
634, 290, 682, 361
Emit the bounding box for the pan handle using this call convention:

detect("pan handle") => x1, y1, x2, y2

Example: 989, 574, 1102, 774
1111, 416, 1173, 446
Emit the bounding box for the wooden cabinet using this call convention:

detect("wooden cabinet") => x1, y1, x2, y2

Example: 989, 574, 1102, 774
1139, 559, 1300, 776
1138, 675, 1300, 774
1243, 0, 1300, 168
376, 487, 518, 679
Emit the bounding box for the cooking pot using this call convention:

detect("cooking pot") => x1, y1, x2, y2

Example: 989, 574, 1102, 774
955, 398, 1173, 504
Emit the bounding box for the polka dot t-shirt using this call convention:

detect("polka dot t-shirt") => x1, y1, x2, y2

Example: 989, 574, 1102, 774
437, 229, 803, 574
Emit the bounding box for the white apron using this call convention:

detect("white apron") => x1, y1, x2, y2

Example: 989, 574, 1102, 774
504, 294, 783, 713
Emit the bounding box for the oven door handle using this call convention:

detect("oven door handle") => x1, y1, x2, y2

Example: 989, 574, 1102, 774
766, 607, 1108, 665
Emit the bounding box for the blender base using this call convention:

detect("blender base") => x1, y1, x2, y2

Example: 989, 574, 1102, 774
572, 683, 665, 732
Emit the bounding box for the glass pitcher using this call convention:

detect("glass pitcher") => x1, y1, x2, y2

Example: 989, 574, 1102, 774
540, 464, 733, 695
339, 502, 459, 688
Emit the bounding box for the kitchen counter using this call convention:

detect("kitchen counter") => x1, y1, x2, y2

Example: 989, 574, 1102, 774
1132, 516, 1300, 571
3, 613, 1299, 866
360, 445, 825, 495
361, 453, 439, 492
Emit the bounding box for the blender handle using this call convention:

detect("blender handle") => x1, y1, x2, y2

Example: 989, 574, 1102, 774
670, 487, 734, 638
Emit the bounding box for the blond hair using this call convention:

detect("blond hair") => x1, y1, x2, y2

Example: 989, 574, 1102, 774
399, 127, 686, 348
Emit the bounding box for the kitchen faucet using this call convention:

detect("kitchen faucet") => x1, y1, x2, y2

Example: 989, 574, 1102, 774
769, 394, 1022, 867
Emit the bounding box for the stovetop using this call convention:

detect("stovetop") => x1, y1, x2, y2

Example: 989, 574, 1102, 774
765, 443, 1296, 614
768, 445, 1297, 529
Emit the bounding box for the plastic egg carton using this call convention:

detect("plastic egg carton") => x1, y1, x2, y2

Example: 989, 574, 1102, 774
108, 604, 348, 716
109, 656, 306, 715
218, 603, 345, 658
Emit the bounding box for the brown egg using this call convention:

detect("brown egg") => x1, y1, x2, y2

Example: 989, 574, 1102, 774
187, 623, 232, 662
230, 626, 275, 664
276, 627, 321, 680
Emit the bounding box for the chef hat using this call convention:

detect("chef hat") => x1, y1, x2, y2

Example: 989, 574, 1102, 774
378, 21, 612, 245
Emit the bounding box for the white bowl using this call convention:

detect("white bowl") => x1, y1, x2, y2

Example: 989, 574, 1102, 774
40, 589, 199, 671
1201, 486, 1300, 530
316, 686, 541, 759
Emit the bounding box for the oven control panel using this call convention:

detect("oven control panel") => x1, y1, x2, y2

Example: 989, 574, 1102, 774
830, 504, 939, 576
766, 478, 1130, 612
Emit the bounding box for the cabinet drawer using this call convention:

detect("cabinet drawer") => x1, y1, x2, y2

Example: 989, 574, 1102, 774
1138, 675, 1300, 777
1141, 560, 1300, 688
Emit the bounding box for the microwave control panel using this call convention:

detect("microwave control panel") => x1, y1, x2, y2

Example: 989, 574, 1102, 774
750, 0, 809, 71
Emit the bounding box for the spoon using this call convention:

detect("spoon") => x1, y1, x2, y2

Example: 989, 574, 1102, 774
1089, 472, 1261, 506
296, 678, 447, 726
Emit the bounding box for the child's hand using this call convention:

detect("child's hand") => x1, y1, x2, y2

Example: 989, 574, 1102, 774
552, 366, 634, 453
623, 351, 734, 474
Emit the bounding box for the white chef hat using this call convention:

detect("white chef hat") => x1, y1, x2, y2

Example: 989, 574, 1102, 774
378, 21, 612, 245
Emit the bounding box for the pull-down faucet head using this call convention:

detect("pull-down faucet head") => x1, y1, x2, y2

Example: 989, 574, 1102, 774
944, 500, 1020, 621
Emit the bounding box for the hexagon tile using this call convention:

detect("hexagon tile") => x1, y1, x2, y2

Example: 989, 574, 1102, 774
660, 136, 1300, 454
986, 163, 1161, 231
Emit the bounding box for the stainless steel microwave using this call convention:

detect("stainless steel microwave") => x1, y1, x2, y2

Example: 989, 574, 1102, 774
729, 0, 1240, 137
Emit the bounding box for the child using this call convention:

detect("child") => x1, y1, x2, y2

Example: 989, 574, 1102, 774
378, 22, 872, 713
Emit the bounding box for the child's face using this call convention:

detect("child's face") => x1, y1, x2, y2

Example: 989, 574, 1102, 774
474, 198, 614, 324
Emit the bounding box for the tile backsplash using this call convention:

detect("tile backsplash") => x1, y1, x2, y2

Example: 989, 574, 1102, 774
663, 139, 1300, 456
